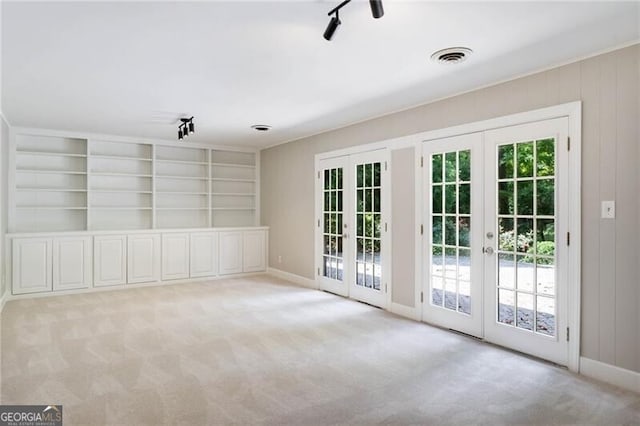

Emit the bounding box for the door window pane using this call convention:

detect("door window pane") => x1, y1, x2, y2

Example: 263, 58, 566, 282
536, 139, 555, 177
495, 138, 557, 337
516, 142, 534, 177
429, 149, 473, 315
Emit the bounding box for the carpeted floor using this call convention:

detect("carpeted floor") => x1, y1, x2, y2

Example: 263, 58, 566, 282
1, 275, 639, 425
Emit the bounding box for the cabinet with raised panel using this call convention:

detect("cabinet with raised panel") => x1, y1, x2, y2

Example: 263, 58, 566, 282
94, 235, 127, 287
219, 231, 243, 275
162, 233, 190, 280
53, 236, 92, 290
12, 238, 53, 294
243, 230, 267, 272
127, 234, 160, 284
190, 232, 218, 278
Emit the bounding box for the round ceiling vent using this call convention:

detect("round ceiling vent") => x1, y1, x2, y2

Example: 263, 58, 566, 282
251, 124, 272, 132
430, 47, 473, 64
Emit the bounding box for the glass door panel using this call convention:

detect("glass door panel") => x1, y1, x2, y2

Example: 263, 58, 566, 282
349, 150, 389, 308
495, 139, 557, 335
317, 156, 349, 297
423, 133, 483, 338
323, 167, 344, 282
484, 117, 568, 366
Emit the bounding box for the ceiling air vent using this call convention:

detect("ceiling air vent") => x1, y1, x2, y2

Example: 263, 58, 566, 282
431, 47, 473, 64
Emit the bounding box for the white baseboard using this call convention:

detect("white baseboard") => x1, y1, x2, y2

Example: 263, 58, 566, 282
580, 357, 640, 394
0, 289, 7, 313
390, 301, 420, 321
267, 267, 317, 289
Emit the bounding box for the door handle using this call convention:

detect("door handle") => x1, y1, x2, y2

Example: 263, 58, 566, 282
484, 247, 494, 255
343, 233, 348, 239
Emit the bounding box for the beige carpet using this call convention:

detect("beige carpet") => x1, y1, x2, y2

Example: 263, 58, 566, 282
1, 275, 639, 425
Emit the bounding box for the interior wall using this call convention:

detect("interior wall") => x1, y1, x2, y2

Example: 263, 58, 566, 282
261, 44, 640, 373
391, 147, 415, 308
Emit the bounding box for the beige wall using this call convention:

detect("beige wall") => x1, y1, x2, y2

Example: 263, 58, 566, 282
390, 147, 415, 307
261, 44, 640, 373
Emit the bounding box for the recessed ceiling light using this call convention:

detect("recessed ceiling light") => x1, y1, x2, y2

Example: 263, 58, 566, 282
430, 47, 473, 65
251, 125, 272, 132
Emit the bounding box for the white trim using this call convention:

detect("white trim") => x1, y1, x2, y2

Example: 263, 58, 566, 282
267, 267, 317, 289
4, 272, 268, 301
567, 103, 582, 373
0, 289, 8, 313
580, 357, 640, 394
265, 41, 638, 151
390, 302, 420, 321
11, 126, 258, 153
0, 112, 11, 128
7, 226, 269, 239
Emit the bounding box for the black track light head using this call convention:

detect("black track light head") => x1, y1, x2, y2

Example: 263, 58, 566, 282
178, 117, 194, 140
370, 0, 384, 18
324, 15, 341, 41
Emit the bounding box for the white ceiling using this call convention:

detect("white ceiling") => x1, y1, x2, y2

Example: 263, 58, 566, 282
2, 1, 639, 148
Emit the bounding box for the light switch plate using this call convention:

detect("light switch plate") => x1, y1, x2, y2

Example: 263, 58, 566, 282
601, 201, 615, 219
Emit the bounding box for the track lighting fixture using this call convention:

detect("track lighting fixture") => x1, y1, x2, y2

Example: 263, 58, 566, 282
323, 0, 383, 40
324, 13, 341, 41
370, 0, 384, 19
178, 117, 194, 141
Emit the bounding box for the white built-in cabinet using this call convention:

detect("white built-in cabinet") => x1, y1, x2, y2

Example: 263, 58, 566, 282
8, 130, 267, 298
93, 235, 127, 287
12, 238, 53, 294
53, 236, 92, 290
190, 232, 218, 277
243, 230, 267, 272
9, 228, 267, 295
127, 234, 160, 284
162, 233, 190, 280
219, 231, 244, 275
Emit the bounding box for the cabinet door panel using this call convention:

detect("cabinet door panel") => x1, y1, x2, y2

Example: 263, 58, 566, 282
94, 235, 127, 287
162, 233, 190, 280
128, 234, 160, 284
219, 231, 243, 275
190, 232, 218, 278
53, 237, 92, 290
243, 230, 266, 272
12, 238, 53, 294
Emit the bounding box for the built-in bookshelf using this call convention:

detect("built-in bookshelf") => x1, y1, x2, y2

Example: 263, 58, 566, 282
210, 150, 257, 227
10, 131, 259, 233
14, 134, 88, 231
89, 140, 153, 230
155, 145, 209, 229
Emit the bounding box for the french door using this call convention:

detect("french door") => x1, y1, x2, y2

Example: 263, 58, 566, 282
317, 150, 390, 309
422, 133, 484, 338
423, 117, 570, 366
483, 118, 569, 365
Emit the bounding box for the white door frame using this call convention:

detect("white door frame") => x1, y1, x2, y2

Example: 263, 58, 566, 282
417, 102, 581, 372
316, 155, 350, 297
315, 148, 392, 310
483, 117, 570, 366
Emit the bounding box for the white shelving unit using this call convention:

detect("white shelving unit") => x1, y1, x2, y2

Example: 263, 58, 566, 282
210, 150, 257, 227
88, 140, 153, 230
13, 134, 88, 231
155, 145, 209, 229
10, 130, 260, 232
